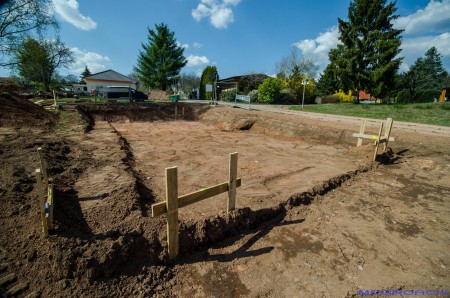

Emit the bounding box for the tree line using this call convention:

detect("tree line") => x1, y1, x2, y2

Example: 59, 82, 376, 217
1, 0, 448, 102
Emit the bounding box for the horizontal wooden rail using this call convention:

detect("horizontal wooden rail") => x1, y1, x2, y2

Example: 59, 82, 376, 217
152, 178, 241, 217
352, 133, 395, 142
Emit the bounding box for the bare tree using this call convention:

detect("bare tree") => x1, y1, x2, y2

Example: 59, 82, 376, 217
179, 72, 201, 94
0, 0, 57, 67
276, 48, 319, 80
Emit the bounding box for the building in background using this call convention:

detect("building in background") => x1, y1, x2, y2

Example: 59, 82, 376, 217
83, 70, 137, 93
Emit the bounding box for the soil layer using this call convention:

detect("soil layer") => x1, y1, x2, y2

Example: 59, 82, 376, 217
1, 97, 449, 297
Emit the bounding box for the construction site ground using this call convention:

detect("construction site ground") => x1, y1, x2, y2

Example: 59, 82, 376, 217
1, 89, 449, 297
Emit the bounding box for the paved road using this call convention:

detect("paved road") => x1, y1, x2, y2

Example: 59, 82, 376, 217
182, 99, 450, 138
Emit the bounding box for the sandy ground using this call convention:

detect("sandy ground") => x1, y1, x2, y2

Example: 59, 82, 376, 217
1, 98, 449, 297
111, 120, 369, 220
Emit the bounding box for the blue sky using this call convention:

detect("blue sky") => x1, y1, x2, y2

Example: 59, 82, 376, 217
3, 0, 450, 79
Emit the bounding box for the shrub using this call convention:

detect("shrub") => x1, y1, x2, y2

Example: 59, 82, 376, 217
278, 88, 297, 104
396, 90, 411, 103
415, 89, 440, 103
258, 77, 285, 104
248, 89, 259, 103
332, 89, 353, 103
220, 89, 237, 102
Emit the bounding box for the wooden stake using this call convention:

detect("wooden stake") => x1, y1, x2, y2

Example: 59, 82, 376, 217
52, 90, 57, 106
373, 122, 384, 161
165, 167, 179, 260
35, 169, 48, 236
383, 118, 393, 152
175, 106, 178, 121
47, 185, 54, 229
37, 148, 48, 189
357, 119, 366, 147
227, 152, 238, 212
182, 107, 185, 120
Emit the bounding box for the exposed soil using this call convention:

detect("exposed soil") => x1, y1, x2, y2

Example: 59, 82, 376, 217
1, 91, 449, 297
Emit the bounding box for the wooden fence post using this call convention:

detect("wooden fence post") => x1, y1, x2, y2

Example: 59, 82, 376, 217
357, 119, 366, 147
35, 169, 48, 236
175, 106, 178, 121
166, 167, 179, 260
52, 90, 57, 106
47, 185, 54, 229
383, 118, 393, 152
37, 148, 48, 189
373, 122, 384, 161
227, 152, 238, 212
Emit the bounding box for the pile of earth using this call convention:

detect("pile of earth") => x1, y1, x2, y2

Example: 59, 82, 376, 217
0, 83, 57, 128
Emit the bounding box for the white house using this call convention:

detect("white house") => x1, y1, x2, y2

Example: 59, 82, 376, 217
83, 70, 137, 92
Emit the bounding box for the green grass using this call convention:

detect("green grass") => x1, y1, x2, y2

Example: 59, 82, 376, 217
289, 102, 450, 127
54, 110, 88, 134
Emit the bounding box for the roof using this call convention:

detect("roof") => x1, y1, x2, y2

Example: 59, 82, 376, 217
219, 73, 269, 82
84, 69, 135, 83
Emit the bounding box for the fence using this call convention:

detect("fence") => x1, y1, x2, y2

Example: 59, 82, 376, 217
352, 118, 394, 161
151, 152, 241, 260
234, 94, 251, 110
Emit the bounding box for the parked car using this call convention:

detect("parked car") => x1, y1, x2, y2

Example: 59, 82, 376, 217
57, 87, 75, 98
100, 86, 147, 102
72, 84, 90, 96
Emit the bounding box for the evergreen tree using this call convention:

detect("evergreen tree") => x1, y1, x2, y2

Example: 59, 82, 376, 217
335, 0, 403, 97
199, 66, 218, 100
398, 47, 448, 102
134, 23, 187, 91
316, 63, 340, 97
80, 65, 91, 84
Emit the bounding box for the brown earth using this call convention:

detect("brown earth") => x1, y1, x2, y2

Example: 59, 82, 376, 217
0, 91, 449, 297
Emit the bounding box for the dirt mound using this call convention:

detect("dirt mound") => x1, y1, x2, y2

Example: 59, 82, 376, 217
0, 84, 57, 128
197, 106, 356, 146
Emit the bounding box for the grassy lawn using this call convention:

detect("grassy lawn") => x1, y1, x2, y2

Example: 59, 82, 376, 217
289, 102, 450, 127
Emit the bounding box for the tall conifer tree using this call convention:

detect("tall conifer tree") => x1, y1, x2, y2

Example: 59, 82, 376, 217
336, 0, 403, 97
134, 23, 187, 91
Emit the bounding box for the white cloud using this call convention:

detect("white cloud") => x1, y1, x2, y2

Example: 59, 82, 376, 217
294, 27, 340, 68
400, 32, 450, 70
53, 0, 97, 31
69, 48, 111, 74
187, 55, 210, 67
394, 0, 450, 35
177, 42, 190, 49
192, 0, 241, 29
193, 42, 204, 48
224, 0, 241, 5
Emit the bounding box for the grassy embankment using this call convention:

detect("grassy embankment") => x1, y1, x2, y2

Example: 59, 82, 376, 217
289, 103, 450, 127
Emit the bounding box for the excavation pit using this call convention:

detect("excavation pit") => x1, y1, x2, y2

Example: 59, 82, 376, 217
77, 103, 372, 222
3, 96, 449, 297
